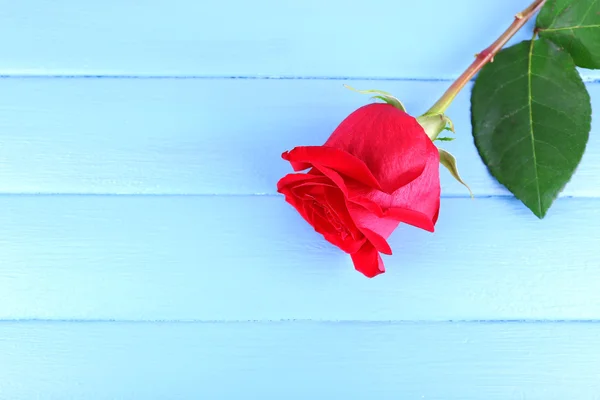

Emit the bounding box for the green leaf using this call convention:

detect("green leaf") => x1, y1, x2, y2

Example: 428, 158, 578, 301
343, 85, 407, 112
471, 38, 591, 218
537, 0, 600, 69
438, 148, 473, 197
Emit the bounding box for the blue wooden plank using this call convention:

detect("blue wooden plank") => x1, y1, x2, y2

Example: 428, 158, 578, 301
2, 0, 597, 80
1, 78, 599, 196
1, 195, 598, 321
0, 321, 598, 399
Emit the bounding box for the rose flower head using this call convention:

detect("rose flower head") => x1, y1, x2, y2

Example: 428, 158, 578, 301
277, 89, 451, 278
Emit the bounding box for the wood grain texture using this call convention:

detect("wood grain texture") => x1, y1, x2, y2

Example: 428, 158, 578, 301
1, 321, 599, 399
2, 0, 599, 395
1, 78, 599, 197
1, 195, 598, 321
2, 0, 586, 80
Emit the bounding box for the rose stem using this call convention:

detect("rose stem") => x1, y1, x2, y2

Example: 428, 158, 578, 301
425, 0, 547, 116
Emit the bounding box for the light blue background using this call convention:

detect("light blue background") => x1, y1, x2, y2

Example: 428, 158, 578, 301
1, 1, 599, 398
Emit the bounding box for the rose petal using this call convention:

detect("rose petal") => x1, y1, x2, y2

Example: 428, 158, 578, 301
277, 172, 326, 192
351, 242, 385, 278
313, 164, 350, 197
278, 173, 335, 212
324, 189, 360, 240
324, 232, 365, 254
302, 200, 315, 223
357, 140, 441, 232
347, 195, 385, 217
295, 180, 339, 201
360, 227, 392, 255
281, 151, 312, 172
347, 202, 401, 241
309, 208, 335, 235
316, 165, 387, 217
325, 103, 430, 193
310, 210, 364, 254
384, 207, 435, 233
282, 146, 382, 190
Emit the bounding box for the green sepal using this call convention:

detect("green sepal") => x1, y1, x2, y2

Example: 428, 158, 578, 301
435, 136, 456, 142
416, 113, 455, 141
344, 85, 407, 112
439, 148, 473, 198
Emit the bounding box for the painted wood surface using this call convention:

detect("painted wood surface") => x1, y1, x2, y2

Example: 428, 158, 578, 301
1, 195, 598, 321
1, 0, 599, 397
1, 78, 599, 196
3, 0, 589, 80
1, 322, 599, 399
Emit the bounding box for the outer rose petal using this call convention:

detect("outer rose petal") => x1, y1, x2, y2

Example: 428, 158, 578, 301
325, 103, 431, 193
384, 208, 435, 232
313, 164, 351, 197
322, 230, 365, 254
282, 146, 382, 190
351, 241, 385, 278
362, 140, 441, 230
347, 201, 401, 245
360, 227, 392, 255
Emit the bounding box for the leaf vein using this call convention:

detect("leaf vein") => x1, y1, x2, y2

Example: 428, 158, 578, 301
579, 0, 599, 26
534, 138, 569, 163
544, 0, 576, 29
495, 135, 530, 166
477, 105, 529, 137
531, 99, 579, 126
477, 57, 529, 84
477, 73, 528, 113
527, 39, 542, 215
540, 23, 600, 32
531, 72, 571, 96
534, 121, 576, 137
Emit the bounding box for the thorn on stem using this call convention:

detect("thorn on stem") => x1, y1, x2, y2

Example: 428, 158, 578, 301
515, 12, 524, 19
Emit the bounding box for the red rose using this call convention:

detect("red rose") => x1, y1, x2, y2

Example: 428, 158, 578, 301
277, 103, 441, 278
